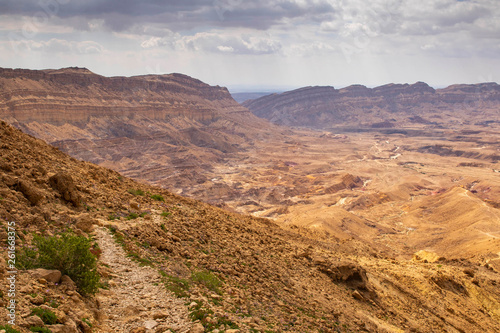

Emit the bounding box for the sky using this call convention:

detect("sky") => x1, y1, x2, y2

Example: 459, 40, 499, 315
0, 0, 499, 91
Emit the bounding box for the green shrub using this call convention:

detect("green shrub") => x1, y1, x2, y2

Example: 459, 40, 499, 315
108, 213, 119, 221
150, 194, 165, 202
30, 327, 52, 333
31, 307, 58, 325
17, 233, 100, 295
0, 325, 22, 333
160, 271, 190, 298
126, 212, 139, 220
161, 211, 171, 218
82, 318, 92, 327
128, 189, 145, 196
192, 271, 222, 294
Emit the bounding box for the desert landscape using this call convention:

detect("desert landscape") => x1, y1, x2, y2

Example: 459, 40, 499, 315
0, 67, 499, 332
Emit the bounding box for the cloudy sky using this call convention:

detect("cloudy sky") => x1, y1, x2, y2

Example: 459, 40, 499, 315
0, 0, 499, 91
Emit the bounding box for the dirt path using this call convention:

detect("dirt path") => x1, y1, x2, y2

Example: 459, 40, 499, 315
93, 226, 193, 333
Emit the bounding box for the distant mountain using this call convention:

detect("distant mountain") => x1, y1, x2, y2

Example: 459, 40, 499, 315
243, 82, 500, 129
0, 67, 274, 190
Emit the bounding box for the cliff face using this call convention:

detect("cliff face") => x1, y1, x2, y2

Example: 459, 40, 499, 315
0, 67, 272, 190
243, 81, 500, 129
0, 67, 247, 125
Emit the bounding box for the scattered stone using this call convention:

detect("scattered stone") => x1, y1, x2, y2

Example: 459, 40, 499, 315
30, 294, 45, 305
352, 290, 365, 301
130, 200, 140, 210
23, 315, 44, 327
189, 323, 205, 333
412, 250, 445, 263
463, 268, 475, 278
143, 320, 158, 329
153, 311, 169, 319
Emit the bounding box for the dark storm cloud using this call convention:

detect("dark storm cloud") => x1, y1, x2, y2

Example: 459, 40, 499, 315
0, 0, 336, 31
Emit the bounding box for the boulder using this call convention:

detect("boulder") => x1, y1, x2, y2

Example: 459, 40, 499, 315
189, 323, 205, 333
30, 268, 62, 284
75, 213, 96, 232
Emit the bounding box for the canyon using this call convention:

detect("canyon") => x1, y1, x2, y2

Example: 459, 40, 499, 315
1, 67, 500, 331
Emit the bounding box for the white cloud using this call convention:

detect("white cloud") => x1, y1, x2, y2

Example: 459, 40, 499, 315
24, 38, 104, 54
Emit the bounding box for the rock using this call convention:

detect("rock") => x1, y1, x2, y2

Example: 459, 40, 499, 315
75, 213, 96, 232
49, 320, 79, 333
130, 200, 140, 210
152, 311, 169, 319
130, 327, 146, 333
143, 320, 158, 329
48, 172, 81, 207
189, 323, 205, 333
16, 179, 44, 205
463, 268, 475, 278
30, 295, 45, 305
30, 268, 62, 284
23, 315, 44, 327
60, 275, 77, 290
316, 260, 369, 290
352, 290, 365, 301
412, 250, 445, 263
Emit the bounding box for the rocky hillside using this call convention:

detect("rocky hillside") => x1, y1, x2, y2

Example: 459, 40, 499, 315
0, 67, 274, 192
2, 118, 500, 331
243, 82, 500, 129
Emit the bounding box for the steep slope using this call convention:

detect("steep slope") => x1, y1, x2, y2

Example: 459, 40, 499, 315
243, 82, 500, 130
0, 67, 273, 191
2, 119, 500, 332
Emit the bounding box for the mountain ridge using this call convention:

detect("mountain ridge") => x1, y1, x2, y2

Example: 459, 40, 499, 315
243, 81, 500, 129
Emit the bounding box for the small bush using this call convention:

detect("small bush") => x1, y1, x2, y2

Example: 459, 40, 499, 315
161, 211, 171, 218
82, 318, 92, 327
31, 307, 58, 325
128, 189, 145, 196
30, 327, 52, 333
126, 212, 139, 220
0, 325, 22, 333
161, 271, 190, 298
17, 233, 100, 295
150, 194, 165, 202
192, 271, 222, 295
108, 214, 119, 221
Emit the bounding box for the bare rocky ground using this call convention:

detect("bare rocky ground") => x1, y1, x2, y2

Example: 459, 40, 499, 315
93, 226, 192, 333
1, 120, 500, 332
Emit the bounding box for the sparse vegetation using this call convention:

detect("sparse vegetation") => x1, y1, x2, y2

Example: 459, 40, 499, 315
126, 212, 139, 220
160, 270, 190, 298
31, 307, 58, 325
161, 211, 171, 218
150, 194, 165, 201
17, 233, 100, 295
108, 213, 119, 220
128, 188, 145, 196
0, 325, 22, 333
82, 318, 92, 327
30, 327, 52, 333
126, 212, 147, 220
192, 270, 222, 295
